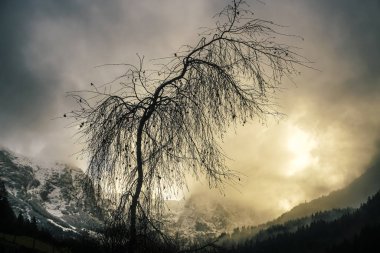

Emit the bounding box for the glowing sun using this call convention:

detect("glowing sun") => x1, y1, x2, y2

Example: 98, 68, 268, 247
285, 125, 319, 176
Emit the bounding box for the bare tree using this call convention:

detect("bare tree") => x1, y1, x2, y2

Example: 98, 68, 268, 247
67, 0, 307, 252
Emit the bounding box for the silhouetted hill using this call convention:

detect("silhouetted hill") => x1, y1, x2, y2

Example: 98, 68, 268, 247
219, 154, 380, 247
274, 154, 380, 224
223, 190, 380, 253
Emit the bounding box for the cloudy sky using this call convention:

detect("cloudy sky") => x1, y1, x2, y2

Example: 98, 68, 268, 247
1, 0, 380, 224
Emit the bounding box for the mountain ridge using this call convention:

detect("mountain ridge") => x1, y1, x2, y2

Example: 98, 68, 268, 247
0, 146, 103, 237
273, 154, 380, 224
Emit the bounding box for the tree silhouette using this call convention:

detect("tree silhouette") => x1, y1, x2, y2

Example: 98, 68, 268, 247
0, 180, 16, 233
68, 0, 307, 251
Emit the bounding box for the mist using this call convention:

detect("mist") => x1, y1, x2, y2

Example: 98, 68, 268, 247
1, 0, 379, 225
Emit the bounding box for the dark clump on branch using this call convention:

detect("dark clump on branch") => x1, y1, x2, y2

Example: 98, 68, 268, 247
65, 0, 308, 252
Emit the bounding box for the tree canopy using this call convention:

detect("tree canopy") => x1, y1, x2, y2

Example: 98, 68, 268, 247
67, 0, 307, 251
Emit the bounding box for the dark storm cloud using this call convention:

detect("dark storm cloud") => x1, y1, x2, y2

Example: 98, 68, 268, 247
0, 0, 121, 129
0, 1, 52, 132
0, 1, 93, 142
310, 0, 380, 92
0, 0, 130, 160
296, 0, 380, 147
0, 0, 218, 159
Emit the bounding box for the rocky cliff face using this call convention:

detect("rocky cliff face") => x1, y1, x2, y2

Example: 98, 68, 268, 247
0, 147, 103, 237
164, 195, 257, 241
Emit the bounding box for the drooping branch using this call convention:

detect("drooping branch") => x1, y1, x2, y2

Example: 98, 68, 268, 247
66, 0, 308, 251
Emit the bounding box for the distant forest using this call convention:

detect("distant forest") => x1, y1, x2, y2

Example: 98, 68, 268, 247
219, 190, 380, 253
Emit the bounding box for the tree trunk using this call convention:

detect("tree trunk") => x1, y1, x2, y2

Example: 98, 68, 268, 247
129, 118, 145, 253
128, 89, 163, 252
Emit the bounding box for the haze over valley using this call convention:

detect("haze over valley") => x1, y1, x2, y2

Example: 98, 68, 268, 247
1, 0, 380, 252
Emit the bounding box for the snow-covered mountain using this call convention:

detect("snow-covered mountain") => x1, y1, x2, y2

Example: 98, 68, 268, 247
164, 193, 257, 240
1, 146, 250, 240
0, 147, 104, 237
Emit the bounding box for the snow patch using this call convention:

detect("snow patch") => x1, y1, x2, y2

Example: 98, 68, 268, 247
61, 219, 77, 230
46, 206, 64, 218
47, 219, 78, 233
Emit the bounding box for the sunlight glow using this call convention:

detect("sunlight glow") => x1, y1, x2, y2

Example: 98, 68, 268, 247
285, 125, 319, 176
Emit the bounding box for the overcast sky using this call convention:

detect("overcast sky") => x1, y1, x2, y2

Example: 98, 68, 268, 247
1, 0, 379, 223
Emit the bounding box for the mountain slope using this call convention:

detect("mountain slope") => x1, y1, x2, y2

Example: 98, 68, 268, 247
226, 190, 380, 253
164, 154, 380, 240
274, 154, 380, 224
0, 147, 103, 237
